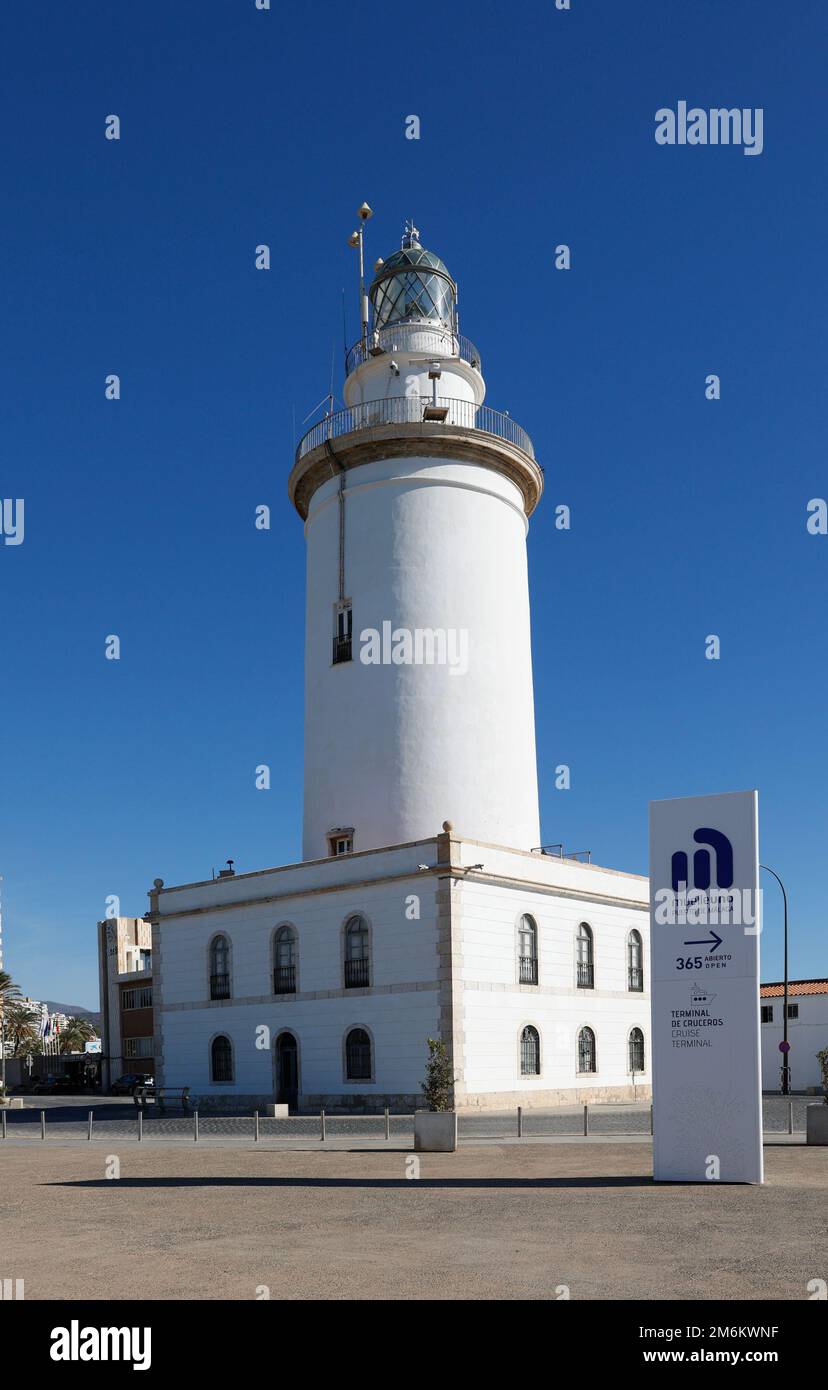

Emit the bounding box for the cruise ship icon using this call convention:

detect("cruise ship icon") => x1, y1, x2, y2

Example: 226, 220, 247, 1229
691, 982, 717, 1005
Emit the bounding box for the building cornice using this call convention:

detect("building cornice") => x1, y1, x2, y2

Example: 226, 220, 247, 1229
146, 861, 648, 924
288, 421, 543, 520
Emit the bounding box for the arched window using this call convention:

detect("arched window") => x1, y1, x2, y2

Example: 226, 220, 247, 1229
518, 915, 538, 985
345, 1027, 372, 1081
577, 1026, 596, 1074
273, 925, 297, 994
344, 915, 370, 988
629, 1027, 645, 1074
576, 923, 594, 988
627, 930, 643, 991
211, 1034, 233, 1083
520, 1025, 540, 1076
210, 934, 231, 1000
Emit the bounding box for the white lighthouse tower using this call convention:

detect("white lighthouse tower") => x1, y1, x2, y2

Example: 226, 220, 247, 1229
290, 219, 545, 860
152, 212, 650, 1118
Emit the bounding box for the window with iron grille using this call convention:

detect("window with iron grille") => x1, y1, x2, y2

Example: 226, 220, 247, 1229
761, 1005, 774, 1023
122, 986, 153, 1010
787, 1003, 799, 1020
518, 915, 538, 984
628, 1027, 645, 1074
124, 1037, 153, 1059
344, 915, 370, 988
211, 1035, 233, 1083
345, 1028, 372, 1081
576, 923, 594, 988
209, 934, 230, 1000
273, 925, 297, 994
333, 601, 352, 665
627, 930, 643, 991
577, 1026, 596, 1074
520, 1025, 540, 1076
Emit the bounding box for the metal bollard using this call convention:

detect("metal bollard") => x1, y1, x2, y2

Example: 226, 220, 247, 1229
137, 1109, 143, 1142
1, 1110, 6, 1140
87, 1110, 93, 1141
254, 1110, 259, 1143
583, 1104, 588, 1137
320, 1108, 326, 1142
650, 1104, 654, 1136
517, 1105, 523, 1138
788, 1101, 794, 1136
41, 1110, 46, 1141
193, 1110, 199, 1143
384, 1107, 390, 1141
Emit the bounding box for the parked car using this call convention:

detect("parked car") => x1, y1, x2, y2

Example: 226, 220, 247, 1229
12, 1075, 78, 1095
111, 1073, 154, 1096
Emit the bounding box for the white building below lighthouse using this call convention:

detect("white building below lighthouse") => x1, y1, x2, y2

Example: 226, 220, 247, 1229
148, 220, 651, 1110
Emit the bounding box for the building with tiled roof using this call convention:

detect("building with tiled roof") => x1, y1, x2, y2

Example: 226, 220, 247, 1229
759, 979, 828, 1092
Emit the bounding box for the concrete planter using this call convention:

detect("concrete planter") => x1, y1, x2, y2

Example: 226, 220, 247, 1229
806, 1103, 828, 1145
414, 1110, 457, 1152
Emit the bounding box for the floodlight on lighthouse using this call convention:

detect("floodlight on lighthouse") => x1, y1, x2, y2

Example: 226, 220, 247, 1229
423, 359, 449, 421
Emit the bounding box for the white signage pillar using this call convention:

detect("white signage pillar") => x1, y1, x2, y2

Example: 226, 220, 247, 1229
649, 790, 763, 1184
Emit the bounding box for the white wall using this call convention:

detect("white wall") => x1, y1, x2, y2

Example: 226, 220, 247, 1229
302, 455, 541, 859
157, 860, 441, 1099
760, 992, 828, 1091
456, 863, 650, 1101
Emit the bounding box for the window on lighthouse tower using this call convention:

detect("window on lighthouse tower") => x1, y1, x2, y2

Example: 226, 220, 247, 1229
333, 601, 352, 665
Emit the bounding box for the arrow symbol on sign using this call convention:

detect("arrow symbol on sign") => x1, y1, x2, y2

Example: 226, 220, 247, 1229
683, 930, 723, 952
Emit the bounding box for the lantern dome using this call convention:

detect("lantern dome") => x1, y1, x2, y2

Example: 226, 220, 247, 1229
369, 222, 457, 333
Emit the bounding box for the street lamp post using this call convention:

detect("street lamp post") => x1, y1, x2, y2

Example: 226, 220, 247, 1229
760, 864, 789, 1095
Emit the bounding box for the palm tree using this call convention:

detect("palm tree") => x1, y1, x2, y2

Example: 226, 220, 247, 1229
0, 970, 22, 1095
5, 1000, 41, 1054
58, 1017, 97, 1055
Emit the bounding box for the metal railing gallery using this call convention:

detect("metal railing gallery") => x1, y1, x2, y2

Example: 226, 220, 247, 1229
296, 396, 535, 463
345, 326, 482, 377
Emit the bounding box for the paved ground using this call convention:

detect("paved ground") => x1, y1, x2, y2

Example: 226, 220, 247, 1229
1, 1141, 826, 1300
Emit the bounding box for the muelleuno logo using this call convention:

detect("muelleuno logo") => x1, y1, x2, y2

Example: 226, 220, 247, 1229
655, 827, 758, 929
671, 827, 734, 893
655, 102, 764, 156
50, 1322, 151, 1371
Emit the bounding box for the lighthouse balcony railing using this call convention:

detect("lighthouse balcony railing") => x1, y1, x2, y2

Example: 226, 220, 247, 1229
345, 326, 481, 377
296, 396, 535, 463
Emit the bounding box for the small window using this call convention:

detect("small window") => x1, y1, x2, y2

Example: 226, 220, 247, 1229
520, 1025, 540, 1076
273, 925, 297, 994
576, 924, 594, 989
787, 1003, 799, 1020
210, 935, 231, 1000
628, 1027, 645, 1074
761, 1004, 774, 1023
211, 1035, 233, 1083
578, 1026, 596, 1074
329, 831, 354, 856
518, 916, 538, 985
124, 1037, 153, 1059
345, 1027, 372, 1081
344, 915, 370, 988
627, 930, 643, 992
333, 601, 353, 664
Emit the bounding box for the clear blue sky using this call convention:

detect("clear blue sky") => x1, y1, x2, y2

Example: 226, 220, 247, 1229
2, 0, 826, 1007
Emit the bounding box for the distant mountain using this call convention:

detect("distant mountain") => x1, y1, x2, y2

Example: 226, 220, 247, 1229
42, 1001, 102, 1030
